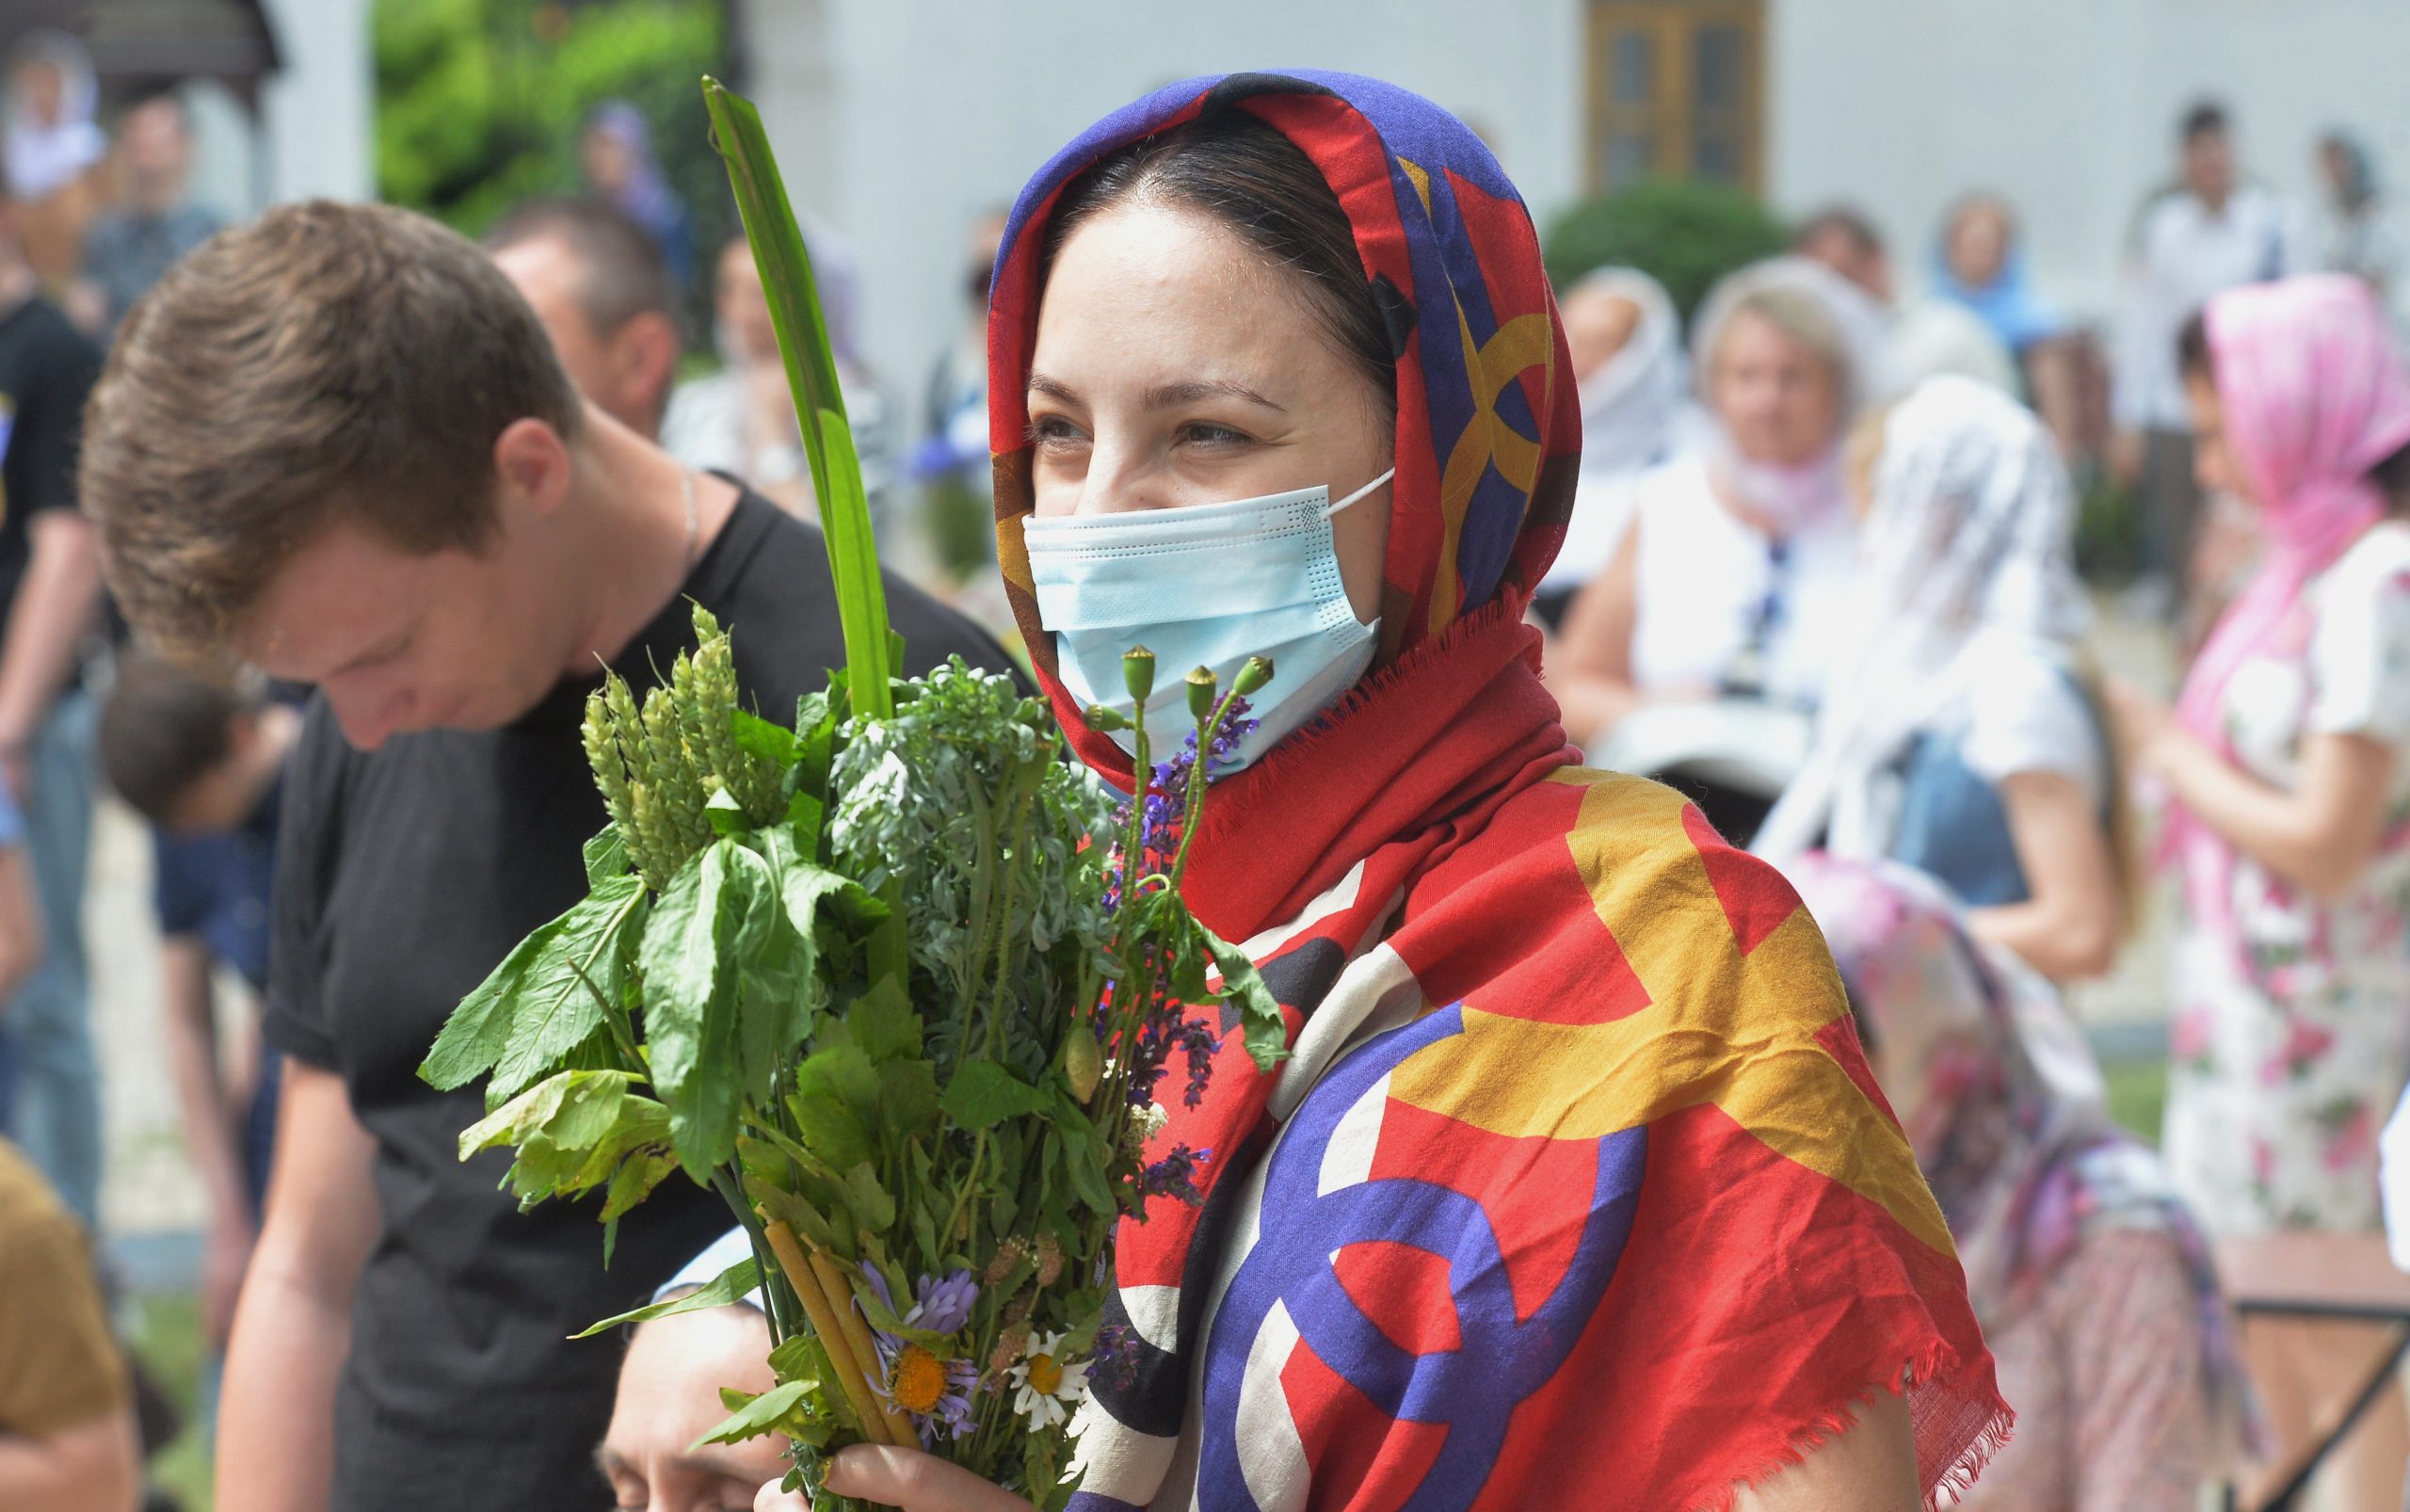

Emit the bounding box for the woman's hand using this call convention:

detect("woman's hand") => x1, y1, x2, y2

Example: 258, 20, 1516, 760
2103, 676, 2178, 775
754, 1445, 1036, 1512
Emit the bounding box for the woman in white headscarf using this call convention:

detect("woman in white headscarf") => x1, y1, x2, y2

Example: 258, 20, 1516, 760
1550, 256, 1874, 745
1532, 266, 1686, 626
1755, 376, 2128, 980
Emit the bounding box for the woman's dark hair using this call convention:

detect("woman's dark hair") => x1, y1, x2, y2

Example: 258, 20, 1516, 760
1040, 109, 1396, 413
2179, 308, 2410, 509
2177, 310, 2213, 385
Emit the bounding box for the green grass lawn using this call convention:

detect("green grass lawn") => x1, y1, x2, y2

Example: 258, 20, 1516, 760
126, 1291, 212, 1512
2103, 1054, 2168, 1147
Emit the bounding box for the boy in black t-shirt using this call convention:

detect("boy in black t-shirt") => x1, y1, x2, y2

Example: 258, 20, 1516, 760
77, 201, 1020, 1512
0, 158, 108, 1232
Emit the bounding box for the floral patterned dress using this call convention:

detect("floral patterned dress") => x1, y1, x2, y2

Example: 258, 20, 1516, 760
2164, 521, 2410, 1234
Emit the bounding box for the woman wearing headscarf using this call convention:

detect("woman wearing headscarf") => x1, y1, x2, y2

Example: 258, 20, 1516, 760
1531, 265, 1686, 627
1549, 256, 1873, 744
579, 101, 696, 295
761, 70, 2005, 1512
4, 30, 108, 290
1755, 376, 2129, 982
1933, 193, 2091, 479
1791, 854, 2252, 1512
2110, 273, 2410, 1501
2315, 130, 2399, 301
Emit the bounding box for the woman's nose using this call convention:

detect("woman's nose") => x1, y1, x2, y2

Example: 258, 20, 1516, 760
1072, 439, 1166, 516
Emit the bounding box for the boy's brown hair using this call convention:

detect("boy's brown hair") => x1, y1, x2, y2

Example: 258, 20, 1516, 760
96, 654, 258, 827
79, 200, 585, 661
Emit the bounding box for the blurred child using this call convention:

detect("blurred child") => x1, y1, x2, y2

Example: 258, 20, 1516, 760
0, 1133, 139, 1511
97, 655, 295, 1358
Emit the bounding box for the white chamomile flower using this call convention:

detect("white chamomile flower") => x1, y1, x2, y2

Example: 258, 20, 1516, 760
1006, 1329, 1091, 1430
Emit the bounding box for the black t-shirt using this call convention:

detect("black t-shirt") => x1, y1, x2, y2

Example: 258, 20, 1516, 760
0, 296, 103, 623
265, 491, 1020, 1510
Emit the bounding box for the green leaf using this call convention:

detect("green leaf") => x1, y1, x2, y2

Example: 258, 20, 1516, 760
488, 875, 647, 1103
583, 826, 631, 887
705, 784, 748, 837
1204, 925, 1291, 1072
640, 843, 747, 1178
570, 1255, 759, 1339
939, 1060, 1053, 1131
702, 77, 892, 720
838, 1161, 896, 1235
420, 910, 569, 1091
1052, 1097, 1117, 1218
693, 1378, 819, 1450
731, 707, 802, 769
601, 1149, 678, 1223
844, 977, 922, 1063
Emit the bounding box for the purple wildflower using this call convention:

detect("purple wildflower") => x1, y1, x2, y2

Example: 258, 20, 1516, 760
1140, 1143, 1212, 1203
854, 1263, 982, 1446
1090, 1322, 1143, 1395
907, 1270, 979, 1334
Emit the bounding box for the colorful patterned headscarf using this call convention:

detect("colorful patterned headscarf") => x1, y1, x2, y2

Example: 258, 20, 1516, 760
2169, 275, 2410, 941
990, 71, 1577, 793
990, 72, 2003, 1511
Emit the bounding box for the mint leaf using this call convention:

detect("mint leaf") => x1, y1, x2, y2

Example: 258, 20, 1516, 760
940, 1060, 1052, 1131
731, 708, 802, 769
571, 1255, 759, 1338
488, 875, 646, 1103
421, 912, 569, 1091
641, 844, 733, 1179
583, 827, 630, 887
693, 1379, 818, 1450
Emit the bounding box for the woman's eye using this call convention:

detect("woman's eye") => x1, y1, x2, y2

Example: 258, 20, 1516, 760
1179, 421, 1252, 447
1027, 414, 1084, 448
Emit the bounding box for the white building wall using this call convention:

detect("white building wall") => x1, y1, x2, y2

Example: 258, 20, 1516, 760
742, 0, 1583, 437
256, 0, 375, 204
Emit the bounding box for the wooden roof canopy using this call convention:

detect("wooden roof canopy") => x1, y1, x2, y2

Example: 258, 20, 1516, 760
3, 0, 282, 114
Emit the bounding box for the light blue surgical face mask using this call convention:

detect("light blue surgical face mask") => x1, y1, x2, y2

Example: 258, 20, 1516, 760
1022, 468, 1395, 772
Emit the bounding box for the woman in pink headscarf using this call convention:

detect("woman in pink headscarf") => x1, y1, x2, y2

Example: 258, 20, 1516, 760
2110, 273, 2410, 1501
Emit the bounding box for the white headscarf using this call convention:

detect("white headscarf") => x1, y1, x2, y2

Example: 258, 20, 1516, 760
1685, 256, 1887, 530
1572, 266, 1686, 477
1542, 267, 1688, 592
1753, 375, 2089, 863
5, 30, 104, 202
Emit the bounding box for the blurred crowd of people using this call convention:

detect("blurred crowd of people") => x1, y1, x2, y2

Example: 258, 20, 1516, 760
5, 19, 2410, 1507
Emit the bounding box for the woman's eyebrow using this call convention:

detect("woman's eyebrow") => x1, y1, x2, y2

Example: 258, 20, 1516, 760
1143, 378, 1286, 412
1027, 370, 1081, 405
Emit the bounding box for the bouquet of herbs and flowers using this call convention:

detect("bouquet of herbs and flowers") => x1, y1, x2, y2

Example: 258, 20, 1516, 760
415, 81, 1283, 1509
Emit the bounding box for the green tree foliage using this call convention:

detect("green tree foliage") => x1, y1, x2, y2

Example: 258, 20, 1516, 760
1541, 179, 1790, 325
373, 0, 731, 312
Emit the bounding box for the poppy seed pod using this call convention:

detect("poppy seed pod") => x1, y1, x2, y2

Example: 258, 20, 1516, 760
1185, 666, 1218, 723
1122, 646, 1156, 702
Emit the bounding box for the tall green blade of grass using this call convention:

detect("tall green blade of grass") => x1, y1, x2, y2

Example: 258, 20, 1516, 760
704, 77, 906, 994
702, 77, 893, 722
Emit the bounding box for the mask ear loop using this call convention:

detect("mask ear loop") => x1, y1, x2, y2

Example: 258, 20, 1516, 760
1325, 467, 1398, 519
